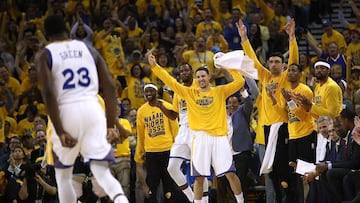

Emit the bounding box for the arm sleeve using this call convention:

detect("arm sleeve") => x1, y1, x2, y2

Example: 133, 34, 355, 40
151, 64, 188, 98
310, 85, 343, 119
83, 23, 94, 42
288, 38, 299, 65
134, 110, 145, 163
223, 69, 245, 97
338, 10, 349, 28
243, 96, 254, 122
70, 22, 79, 39
241, 39, 271, 80
245, 77, 259, 100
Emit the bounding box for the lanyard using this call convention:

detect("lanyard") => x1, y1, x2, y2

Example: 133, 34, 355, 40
196, 51, 206, 65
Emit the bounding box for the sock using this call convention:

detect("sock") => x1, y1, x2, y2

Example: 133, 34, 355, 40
113, 193, 129, 203
235, 192, 244, 203
194, 200, 202, 203
202, 195, 209, 203
183, 186, 194, 202
55, 167, 77, 203
90, 161, 129, 203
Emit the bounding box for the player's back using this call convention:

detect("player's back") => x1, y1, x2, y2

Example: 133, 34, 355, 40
45, 40, 99, 104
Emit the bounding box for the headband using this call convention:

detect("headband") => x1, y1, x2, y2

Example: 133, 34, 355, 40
314, 61, 330, 69
143, 84, 158, 91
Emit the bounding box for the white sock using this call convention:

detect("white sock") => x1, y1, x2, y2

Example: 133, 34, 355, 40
202, 178, 208, 202
194, 200, 202, 203
55, 167, 77, 203
183, 186, 194, 202
235, 192, 244, 203
202, 195, 209, 203
90, 161, 129, 203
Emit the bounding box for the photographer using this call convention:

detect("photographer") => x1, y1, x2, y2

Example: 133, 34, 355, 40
18, 159, 58, 203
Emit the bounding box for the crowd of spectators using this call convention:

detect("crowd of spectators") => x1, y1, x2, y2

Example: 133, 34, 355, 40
0, 0, 359, 202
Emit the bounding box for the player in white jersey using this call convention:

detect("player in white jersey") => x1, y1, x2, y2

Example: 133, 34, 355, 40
35, 15, 128, 203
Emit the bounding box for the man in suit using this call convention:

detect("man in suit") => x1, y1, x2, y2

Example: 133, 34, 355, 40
316, 115, 360, 203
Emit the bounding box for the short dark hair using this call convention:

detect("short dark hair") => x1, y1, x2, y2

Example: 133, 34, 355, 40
340, 109, 356, 122
44, 15, 68, 37
269, 52, 284, 63
195, 66, 210, 75
179, 63, 193, 70
289, 63, 303, 72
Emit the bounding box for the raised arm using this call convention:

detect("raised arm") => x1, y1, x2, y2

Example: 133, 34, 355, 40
153, 99, 178, 120
237, 19, 269, 75
244, 77, 259, 100
146, 50, 188, 97
284, 18, 298, 65
303, 32, 322, 57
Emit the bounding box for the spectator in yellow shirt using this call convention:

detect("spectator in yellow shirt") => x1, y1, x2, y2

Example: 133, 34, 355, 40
321, 19, 347, 54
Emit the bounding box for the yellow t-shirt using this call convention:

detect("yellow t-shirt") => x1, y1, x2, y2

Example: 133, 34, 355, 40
286, 83, 316, 139
134, 100, 178, 163
151, 64, 244, 136
113, 118, 132, 157
121, 77, 151, 109
7, 77, 22, 97
311, 78, 343, 119
182, 50, 215, 77
321, 29, 347, 53
241, 38, 299, 125
195, 21, 223, 38
17, 118, 35, 137
5, 116, 17, 134
300, 66, 311, 85
345, 42, 360, 66
95, 33, 127, 77
206, 34, 229, 52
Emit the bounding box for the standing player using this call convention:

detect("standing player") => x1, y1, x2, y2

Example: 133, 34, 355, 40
147, 51, 245, 203
35, 15, 128, 203
167, 63, 209, 202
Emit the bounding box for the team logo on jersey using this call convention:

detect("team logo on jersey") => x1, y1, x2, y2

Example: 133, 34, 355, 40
196, 96, 213, 107
179, 99, 187, 112
109, 35, 123, 56
288, 112, 300, 123
314, 96, 321, 104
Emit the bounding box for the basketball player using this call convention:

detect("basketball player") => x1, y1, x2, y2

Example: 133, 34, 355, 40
35, 15, 128, 203
167, 63, 209, 202
147, 51, 245, 203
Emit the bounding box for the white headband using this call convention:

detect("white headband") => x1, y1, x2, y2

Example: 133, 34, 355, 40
143, 84, 158, 91
314, 61, 330, 69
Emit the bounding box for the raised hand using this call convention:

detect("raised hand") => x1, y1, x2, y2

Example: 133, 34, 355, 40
145, 49, 157, 68
281, 88, 292, 102
236, 19, 248, 41
284, 18, 296, 39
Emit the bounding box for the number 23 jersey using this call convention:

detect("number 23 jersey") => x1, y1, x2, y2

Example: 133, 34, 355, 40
45, 40, 99, 104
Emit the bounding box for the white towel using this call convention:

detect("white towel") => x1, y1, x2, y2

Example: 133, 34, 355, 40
213, 50, 258, 80
259, 122, 283, 175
